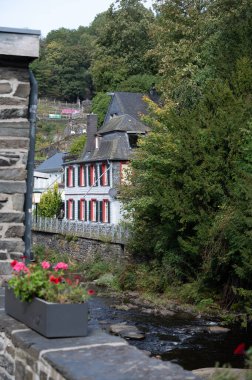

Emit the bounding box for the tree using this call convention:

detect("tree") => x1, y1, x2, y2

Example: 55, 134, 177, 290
90, 0, 157, 91
122, 59, 252, 300
69, 135, 87, 156
150, 0, 211, 107
91, 92, 111, 127
37, 184, 62, 218
30, 28, 95, 100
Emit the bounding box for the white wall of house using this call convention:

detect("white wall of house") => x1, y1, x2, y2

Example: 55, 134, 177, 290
64, 162, 123, 224
34, 170, 63, 191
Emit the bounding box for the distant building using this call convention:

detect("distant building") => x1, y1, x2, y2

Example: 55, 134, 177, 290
34, 152, 66, 203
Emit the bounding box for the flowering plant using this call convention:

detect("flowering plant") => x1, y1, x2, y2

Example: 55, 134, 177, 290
8, 260, 95, 304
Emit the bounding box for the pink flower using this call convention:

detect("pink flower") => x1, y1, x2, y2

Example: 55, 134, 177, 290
54, 262, 68, 271
12, 262, 29, 273
41, 261, 50, 269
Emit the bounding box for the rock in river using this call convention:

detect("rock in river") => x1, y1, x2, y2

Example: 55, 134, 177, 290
109, 322, 145, 340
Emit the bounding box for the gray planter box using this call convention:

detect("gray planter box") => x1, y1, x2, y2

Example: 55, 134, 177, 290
5, 287, 88, 338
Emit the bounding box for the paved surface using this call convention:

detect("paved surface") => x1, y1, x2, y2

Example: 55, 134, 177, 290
0, 287, 201, 380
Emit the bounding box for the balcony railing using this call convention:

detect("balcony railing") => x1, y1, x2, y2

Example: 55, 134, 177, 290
32, 217, 128, 244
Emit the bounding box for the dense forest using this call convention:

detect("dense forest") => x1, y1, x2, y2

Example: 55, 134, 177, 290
32, 0, 252, 314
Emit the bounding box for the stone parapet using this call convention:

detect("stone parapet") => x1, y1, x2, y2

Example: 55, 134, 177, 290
0, 288, 201, 380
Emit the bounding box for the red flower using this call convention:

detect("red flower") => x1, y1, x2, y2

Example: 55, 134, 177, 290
87, 289, 95, 296
234, 343, 245, 355
10, 260, 17, 268
65, 278, 72, 285
49, 275, 62, 284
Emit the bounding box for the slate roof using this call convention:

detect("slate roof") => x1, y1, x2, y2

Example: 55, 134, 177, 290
78, 113, 149, 163
82, 133, 130, 162
99, 114, 151, 135
103, 92, 149, 126
36, 152, 66, 173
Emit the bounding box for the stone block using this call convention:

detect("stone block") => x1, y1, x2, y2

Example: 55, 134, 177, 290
6, 344, 15, 358
0, 168, 26, 181
25, 368, 34, 380
0, 212, 24, 223
11, 194, 24, 211
0, 120, 30, 137
0, 137, 29, 149
26, 357, 38, 373
0, 250, 7, 260
39, 371, 48, 380
0, 354, 14, 375
0, 153, 19, 167
0, 370, 12, 380
0, 68, 29, 82
5, 225, 25, 238
0, 261, 14, 275
14, 360, 25, 380
0, 182, 26, 194
0, 82, 12, 94
14, 83, 30, 99
0, 107, 28, 119
0, 239, 24, 253
0, 97, 27, 106
0, 195, 8, 210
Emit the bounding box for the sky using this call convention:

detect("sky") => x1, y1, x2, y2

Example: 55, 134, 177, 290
0, 0, 154, 38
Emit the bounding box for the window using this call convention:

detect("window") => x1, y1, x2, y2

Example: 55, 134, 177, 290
88, 164, 97, 186
66, 166, 75, 187
78, 165, 86, 187
78, 199, 87, 221
100, 199, 110, 223
66, 199, 75, 220
89, 199, 98, 222
99, 162, 110, 186
128, 133, 138, 148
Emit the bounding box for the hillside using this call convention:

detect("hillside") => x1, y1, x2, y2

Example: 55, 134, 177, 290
35, 99, 90, 162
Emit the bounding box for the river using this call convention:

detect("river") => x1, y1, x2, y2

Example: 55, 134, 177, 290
89, 295, 252, 371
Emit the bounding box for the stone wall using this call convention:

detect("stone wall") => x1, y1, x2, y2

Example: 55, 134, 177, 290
0, 28, 40, 277
32, 231, 126, 263
0, 288, 201, 380
0, 68, 30, 270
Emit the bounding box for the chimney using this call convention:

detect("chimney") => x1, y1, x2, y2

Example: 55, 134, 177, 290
84, 114, 98, 155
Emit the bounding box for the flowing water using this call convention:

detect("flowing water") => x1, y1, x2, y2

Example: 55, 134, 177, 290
89, 296, 252, 371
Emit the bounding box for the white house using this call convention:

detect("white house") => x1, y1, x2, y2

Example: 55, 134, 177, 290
63, 92, 152, 225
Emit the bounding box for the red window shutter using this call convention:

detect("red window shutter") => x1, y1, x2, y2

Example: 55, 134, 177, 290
68, 167, 73, 187
79, 199, 84, 220
102, 163, 106, 186
102, 200, 106, 222
80, 165, 85, 186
